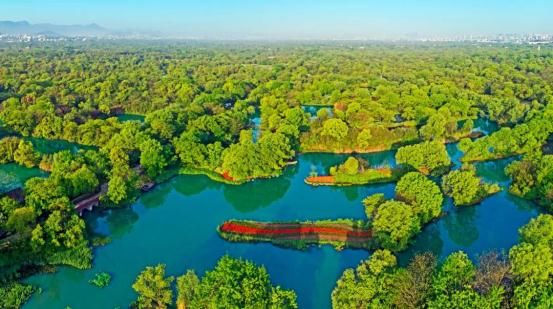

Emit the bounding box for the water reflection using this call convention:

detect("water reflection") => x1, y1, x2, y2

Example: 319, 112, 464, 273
222, 170, 293, 212
172, 175, 220, 196
103, 207, 140, 239
141, 182, 173, 209
474, 158, 516, 184
444, 203, 479, 247
341, 186, 361, 202
398, 224, 444, 266
507, 193, 538, 213
446, 143, 463, 169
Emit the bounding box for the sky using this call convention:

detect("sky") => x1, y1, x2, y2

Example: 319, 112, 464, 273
0, 0, 552, 39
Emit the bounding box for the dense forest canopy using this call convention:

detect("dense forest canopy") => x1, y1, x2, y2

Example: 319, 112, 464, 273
0, 41, 552, 308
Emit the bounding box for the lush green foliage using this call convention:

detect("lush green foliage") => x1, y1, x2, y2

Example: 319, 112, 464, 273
0, 137, 40, 167
131, 256, 297, 309
442, 166, 501, 206
395, 172, 444, 223
509, 214, 553, 307
365, 172, 443, 251
132, 264, 174, 309
333, 214, 553, 308
332, 249, 400, 308
176, 255, 297, 309
89, 272, 111, 288
371, 200, 421, 251
507, 153, 553, 209
0, 282, 34, 309
460, 105, 553, 162
396, 141, 451, 175
221, 131, 294, 181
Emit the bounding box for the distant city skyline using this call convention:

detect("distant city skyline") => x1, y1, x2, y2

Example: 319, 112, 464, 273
0, 0, 552, 40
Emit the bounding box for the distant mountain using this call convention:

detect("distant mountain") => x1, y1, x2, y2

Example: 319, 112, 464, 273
0, 20, 113, 37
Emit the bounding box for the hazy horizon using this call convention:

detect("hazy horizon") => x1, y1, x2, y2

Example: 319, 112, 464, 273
1, 0, 552, 40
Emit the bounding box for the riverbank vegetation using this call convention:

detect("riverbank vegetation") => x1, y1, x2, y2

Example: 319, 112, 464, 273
0, 282, 34, 309
442, 166, 501, 206
506, 153, 553, 210
132, 256, 297, 309
459, 104, 553, 162
332, 214, 553, 308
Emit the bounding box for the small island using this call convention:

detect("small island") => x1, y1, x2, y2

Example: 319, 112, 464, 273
441, 166, 501, 206
305, 156, 404, 186
89, 272, 111, 288
218, 219, 373, 250
395, 141, 452, 176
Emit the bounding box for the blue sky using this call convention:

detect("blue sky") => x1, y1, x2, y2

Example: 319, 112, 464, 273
0, 0, 552, 39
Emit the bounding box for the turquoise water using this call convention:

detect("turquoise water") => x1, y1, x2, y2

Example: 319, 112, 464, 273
252, 115, 261, 142
0, 163, 46, 193
303, 105, 333, 119
23, 143, 540, 308
473, 117, 499, 135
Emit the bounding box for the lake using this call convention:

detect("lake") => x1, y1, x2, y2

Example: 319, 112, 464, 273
23, 142, 540, 309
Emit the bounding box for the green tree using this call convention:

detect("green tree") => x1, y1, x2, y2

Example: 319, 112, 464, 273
0, 137, 21, 163
510, 242, 553, 282
176, 271, 200, 309
356, 129, 373, 149
321, 118, 349, 140
362, 193, 385, 220
107, 175, 129, 204
395, 172, 443, 224
171, 256, 297, 309
341, 157, 360, 175
132, 264, 174, 309
140, 139, 169, 178
0, 283, 35, 309
372, 200, 421, 251
420, 113, 447, 141
443, 166, 501, 206
6, 206, 36, 233
332, 250, 400, 308
68, 165, 99, 197
13, 140, 39, 168
396, 141, 451, 175
442, 168, 481, 206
